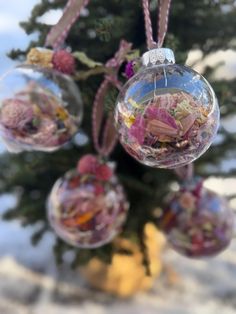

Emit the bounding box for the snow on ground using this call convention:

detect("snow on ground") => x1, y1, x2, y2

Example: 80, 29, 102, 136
1, 237, 236, 313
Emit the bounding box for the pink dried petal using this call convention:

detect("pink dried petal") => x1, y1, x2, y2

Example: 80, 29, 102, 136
129, 115, 145, 145
32, 117, 58, 146
147, 119, 179, 137
95, 164, 113, 181
180, 114, 196, 136
94, 183, 105, 195
81, 195, 105, 215
124, 143, 142, 161
77, 154, 99, 174
0, 99, 34, 129
146, 105, 158, 119
146, 107, 178, 129
159, 94, 177, 109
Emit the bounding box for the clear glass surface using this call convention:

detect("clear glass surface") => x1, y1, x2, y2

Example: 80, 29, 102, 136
0, 65, 83, 152
161, 178, 234, 258
47, 170, 129, 249
115, 64, 219, 168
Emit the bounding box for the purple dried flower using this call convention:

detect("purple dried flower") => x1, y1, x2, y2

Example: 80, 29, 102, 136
125, 61, 135, 79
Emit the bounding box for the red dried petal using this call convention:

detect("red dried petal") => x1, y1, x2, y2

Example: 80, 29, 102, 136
52, 50, 76, 75
94, 183, 105, 195
77, 154, 99, 174
95, 164, 113, 181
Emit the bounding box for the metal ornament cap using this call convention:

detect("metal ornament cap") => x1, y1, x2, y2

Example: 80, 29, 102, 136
142, 48, 175, 66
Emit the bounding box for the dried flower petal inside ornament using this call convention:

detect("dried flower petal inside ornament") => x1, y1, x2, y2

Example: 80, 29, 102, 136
160, 177, 234, 258
47, 155, 129, 248
115, 48, 219, 168
0, 64, 83, 152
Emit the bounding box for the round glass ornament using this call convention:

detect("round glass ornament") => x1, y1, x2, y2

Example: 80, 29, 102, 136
115, 48, 220, 168
0, 64, 83, 153
47, 160, 129, 249
160, 177, 234, 258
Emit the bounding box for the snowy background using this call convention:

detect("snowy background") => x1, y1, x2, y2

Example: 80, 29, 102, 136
0, 1, 236, 314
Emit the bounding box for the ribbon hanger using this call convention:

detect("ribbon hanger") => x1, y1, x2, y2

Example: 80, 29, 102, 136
45, 0, 90, 49
92, 40, 132, 157
142, 0, 172, 50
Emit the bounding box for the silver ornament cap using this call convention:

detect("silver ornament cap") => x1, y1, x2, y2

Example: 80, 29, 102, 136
142, 48, 175, 66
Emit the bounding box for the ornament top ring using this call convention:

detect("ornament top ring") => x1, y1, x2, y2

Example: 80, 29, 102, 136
142, 48, 175, 66
115, 48, 220, 169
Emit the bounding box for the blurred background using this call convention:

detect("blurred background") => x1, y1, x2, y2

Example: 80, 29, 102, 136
0, 1, 236, 313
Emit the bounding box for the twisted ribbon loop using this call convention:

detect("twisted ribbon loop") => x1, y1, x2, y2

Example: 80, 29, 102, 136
92, 40, 132, 157
45, 0, 90, 49
174, 164, 194, 181
142, 0, 172, 50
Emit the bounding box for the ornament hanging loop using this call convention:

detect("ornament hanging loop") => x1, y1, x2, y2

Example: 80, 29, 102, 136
142, 0, 172, 50
92, 40, 132, 158
142, 0, 157, 50
174, 163, 194, 181
157, 0, 172, 48
45, 0, 90, 50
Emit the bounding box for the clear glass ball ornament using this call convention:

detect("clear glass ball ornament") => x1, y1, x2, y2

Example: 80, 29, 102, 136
115, 48, 220, 168
160, 177, 234, 258
0, 65, 83, 153
47, 163, 129, 248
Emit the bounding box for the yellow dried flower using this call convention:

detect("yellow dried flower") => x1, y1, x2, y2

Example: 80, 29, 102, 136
123, 114, 136, 127
26, 48, 53, 68
128, 98, 143, 109
55, 107, 69, 121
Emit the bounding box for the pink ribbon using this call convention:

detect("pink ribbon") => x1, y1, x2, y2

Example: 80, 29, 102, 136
142, 1, 196, 181
174, 163, 194, 181
92, 40, 133, 157
45, 0, 90, 49
157, 0, 172, 48
142, 0, 172, 49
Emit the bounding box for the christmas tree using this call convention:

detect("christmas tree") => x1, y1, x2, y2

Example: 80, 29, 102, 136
1, 0, 236, 289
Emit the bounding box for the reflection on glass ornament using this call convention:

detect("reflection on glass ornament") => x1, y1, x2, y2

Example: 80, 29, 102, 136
160, 177, 234, 258
0, 64, 82, 153
115, 48, 220, 168
47, 155, 129, 248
